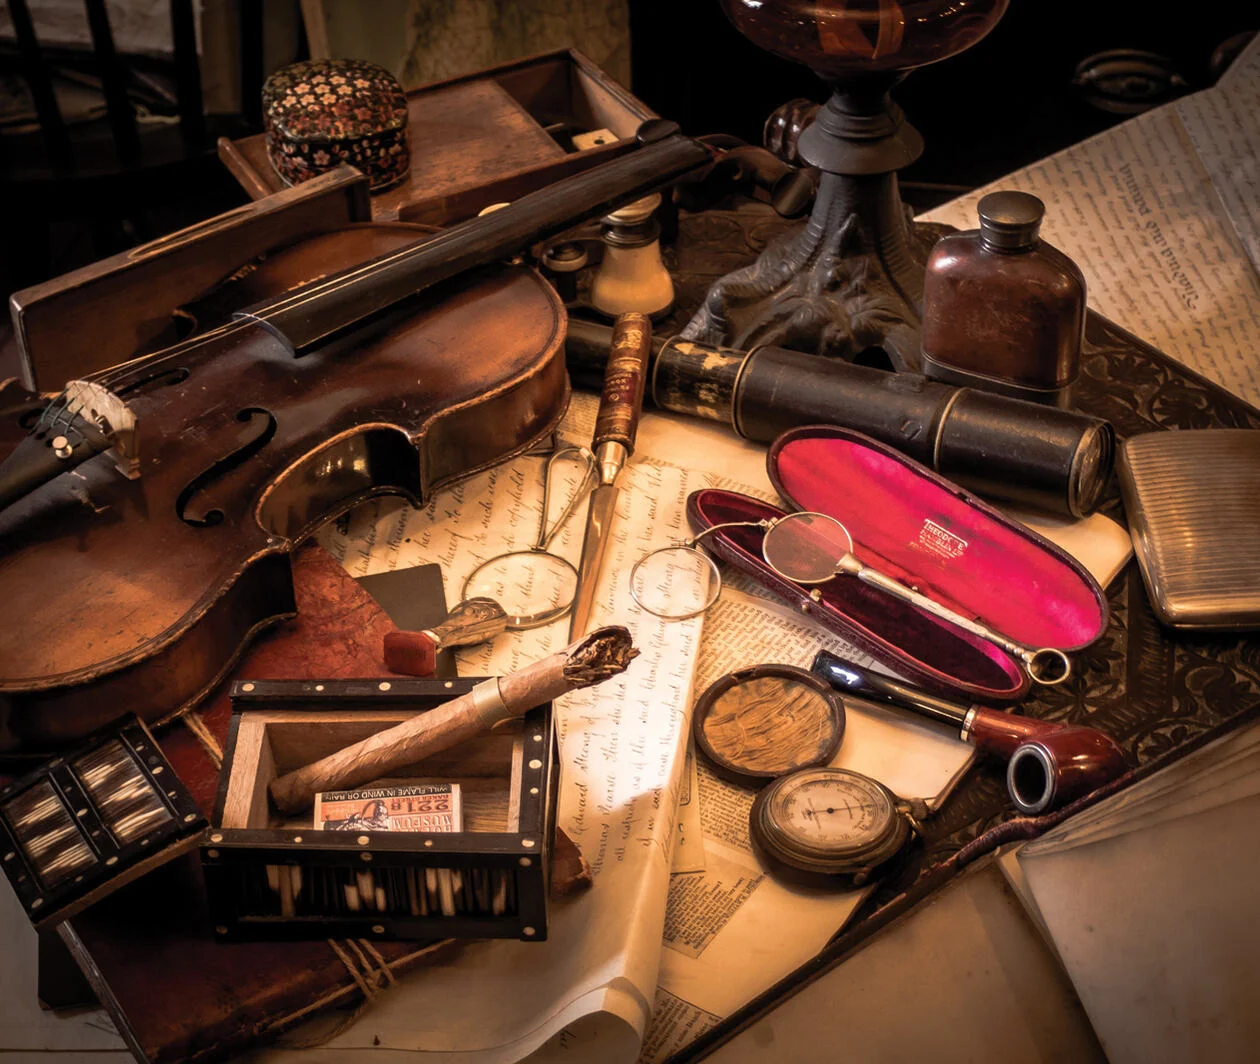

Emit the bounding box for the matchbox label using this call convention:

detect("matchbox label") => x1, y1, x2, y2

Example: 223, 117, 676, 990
918, 519, 968, 560
315, 783, 461, 833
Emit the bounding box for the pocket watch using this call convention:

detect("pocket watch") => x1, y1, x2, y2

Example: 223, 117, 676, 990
749, 767, 928, 886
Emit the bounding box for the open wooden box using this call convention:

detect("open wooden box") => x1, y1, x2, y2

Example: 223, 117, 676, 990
203, 678, 557, 942
218, 48, 657, 226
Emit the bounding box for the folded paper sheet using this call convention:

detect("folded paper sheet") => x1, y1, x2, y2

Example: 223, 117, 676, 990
1014, 719, 1260, 1064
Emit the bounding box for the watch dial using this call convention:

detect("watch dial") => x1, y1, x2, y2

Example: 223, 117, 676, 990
771, 770, 894, 851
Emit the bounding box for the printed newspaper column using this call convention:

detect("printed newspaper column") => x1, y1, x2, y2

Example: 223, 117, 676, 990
638, 589, 983, 1062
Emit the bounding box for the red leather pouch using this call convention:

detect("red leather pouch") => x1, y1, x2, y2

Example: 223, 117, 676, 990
686, 426, 1108, 703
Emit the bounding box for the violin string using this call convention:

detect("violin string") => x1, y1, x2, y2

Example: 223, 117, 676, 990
73, 212, 451, 397
48, 154, 666, 404
89, 321, 244, 391
35, 398, 69, 431
52, 214, 451, 403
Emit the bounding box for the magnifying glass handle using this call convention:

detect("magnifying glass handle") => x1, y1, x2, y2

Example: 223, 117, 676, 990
383, 598, 508, 675
837, 555, 1071, 685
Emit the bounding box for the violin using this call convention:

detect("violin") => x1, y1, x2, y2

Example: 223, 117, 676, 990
0, 124, 711, 749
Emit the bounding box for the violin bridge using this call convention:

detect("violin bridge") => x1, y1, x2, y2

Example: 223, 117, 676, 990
63, 380, 140, 479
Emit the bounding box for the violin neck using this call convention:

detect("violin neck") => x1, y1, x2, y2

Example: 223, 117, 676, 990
236, 132, 711, 356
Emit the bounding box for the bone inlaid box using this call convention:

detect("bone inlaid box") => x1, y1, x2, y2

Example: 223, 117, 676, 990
203, 677, 558, 942
0, 716, 206, 931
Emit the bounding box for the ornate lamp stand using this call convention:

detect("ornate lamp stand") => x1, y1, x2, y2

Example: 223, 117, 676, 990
683, 0, 1009, 371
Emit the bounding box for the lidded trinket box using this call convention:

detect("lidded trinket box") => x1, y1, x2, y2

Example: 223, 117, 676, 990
262, 59, 410, 191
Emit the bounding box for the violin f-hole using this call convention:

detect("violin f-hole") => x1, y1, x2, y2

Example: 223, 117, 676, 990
176, 407, 278, 527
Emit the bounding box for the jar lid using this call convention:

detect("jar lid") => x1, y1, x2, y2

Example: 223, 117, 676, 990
542, 242, 589, 273
977, 190, 1044, 250
603, 193, 662, 227
263, 59, 408, 142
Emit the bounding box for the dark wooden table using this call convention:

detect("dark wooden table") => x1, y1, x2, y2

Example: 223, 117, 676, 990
3, 197, 1257, 1064
654, 201, 1260, 1062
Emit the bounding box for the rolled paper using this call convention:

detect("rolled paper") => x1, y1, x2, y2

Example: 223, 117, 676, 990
269, 625, 638, 814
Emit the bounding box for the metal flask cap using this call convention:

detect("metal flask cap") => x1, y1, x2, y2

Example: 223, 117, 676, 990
977, 190, 1045, 250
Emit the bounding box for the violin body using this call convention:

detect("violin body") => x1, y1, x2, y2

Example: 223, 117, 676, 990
0, 224, 568, 747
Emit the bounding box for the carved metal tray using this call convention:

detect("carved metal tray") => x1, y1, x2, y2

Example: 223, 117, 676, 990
657, 203, 1260, 1063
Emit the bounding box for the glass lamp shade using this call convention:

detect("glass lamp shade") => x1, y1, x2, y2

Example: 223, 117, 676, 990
721, 0, 1009, 79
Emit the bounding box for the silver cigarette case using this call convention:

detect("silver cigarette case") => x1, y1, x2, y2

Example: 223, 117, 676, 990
1118, 429, 1260, 630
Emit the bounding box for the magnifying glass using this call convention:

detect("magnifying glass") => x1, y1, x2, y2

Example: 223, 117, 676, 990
631, 511, 1071, 685
462, 446, 595, 630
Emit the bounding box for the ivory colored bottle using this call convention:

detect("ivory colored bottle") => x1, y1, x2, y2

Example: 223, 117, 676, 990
589, 193, 674, 319
921, 191, 1086, 406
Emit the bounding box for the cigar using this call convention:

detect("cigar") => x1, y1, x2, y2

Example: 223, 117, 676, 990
268, 625, 638, 814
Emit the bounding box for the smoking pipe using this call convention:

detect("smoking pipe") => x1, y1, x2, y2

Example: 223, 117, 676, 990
811, 651, 1127, 815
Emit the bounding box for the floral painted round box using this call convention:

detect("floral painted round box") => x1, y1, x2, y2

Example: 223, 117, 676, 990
261, 59, 410, 191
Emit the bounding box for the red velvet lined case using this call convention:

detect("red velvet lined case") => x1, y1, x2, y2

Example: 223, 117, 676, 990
686, 426, 1108, 703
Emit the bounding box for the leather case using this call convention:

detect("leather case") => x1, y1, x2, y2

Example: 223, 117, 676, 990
686, 426, 1108, 704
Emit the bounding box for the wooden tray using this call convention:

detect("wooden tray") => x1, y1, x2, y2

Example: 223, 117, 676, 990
218, 49, 656, 227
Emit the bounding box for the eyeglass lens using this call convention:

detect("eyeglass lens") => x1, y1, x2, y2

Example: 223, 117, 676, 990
463, 550, 579, 628
630, 546, 719, 620
762, 513, 853, 584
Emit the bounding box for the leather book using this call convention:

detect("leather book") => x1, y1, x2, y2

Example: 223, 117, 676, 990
58, 545, 455, 1064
